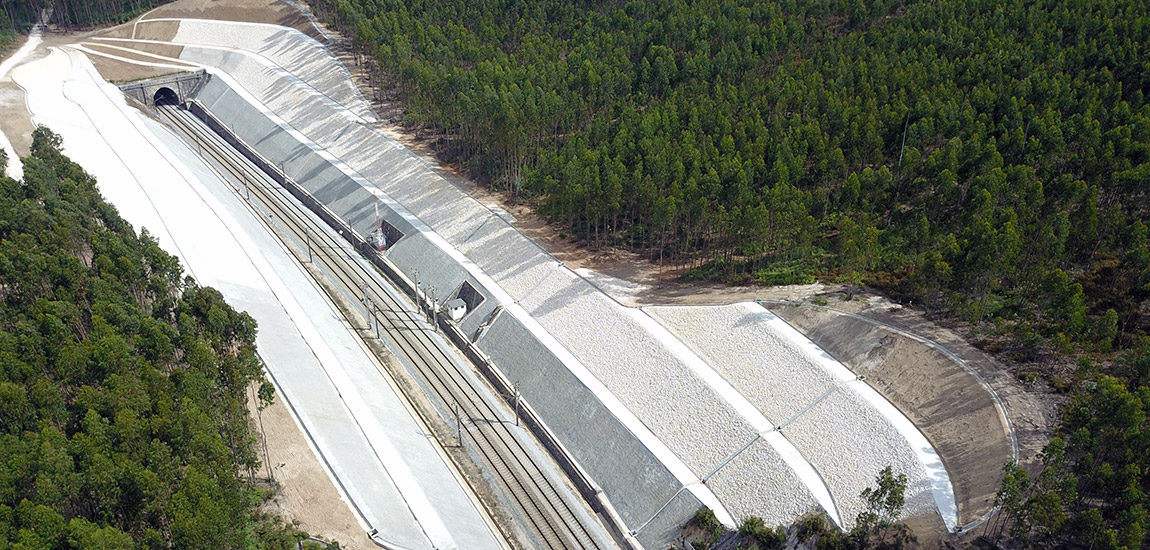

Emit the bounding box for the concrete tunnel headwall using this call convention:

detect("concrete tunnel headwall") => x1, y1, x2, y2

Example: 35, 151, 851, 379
178, 75, 701, 548
118, 70, 210, 107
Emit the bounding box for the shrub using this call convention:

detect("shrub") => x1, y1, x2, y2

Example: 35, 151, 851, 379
739, 516, 785, 549
694, 507, 721, 539
797, 512, 830, 542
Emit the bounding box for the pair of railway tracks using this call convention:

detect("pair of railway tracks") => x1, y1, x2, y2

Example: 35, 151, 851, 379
155, 103, 609, 550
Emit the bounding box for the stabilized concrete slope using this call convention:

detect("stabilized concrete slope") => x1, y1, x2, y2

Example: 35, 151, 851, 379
76, 18, 975, 546
771, 303, 1014, 527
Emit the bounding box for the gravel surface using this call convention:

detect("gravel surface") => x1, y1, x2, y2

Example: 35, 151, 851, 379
783, 388, 932, 526
171, 19, 374, 120
649, 304, 939, 526
458, 226, 552, 286
707, 438, 820, 526
173, 22, 947, 530
648, 305, 837, 424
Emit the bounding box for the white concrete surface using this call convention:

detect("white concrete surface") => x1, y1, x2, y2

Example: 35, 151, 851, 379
10, 44, 502, 550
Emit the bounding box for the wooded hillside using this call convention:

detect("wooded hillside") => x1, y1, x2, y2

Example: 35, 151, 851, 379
0, 128, 304, 549
0, 0, 173, 31
316, 0, 1150, 360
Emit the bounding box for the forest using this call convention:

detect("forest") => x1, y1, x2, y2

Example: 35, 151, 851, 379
312, 0, 1150, 362
0, 128, 307, 549
0, 0, 172, 31
303, 0, 1150, 546
988, 344, 1150, 549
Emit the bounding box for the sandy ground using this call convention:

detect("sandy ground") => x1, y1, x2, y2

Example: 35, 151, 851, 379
249, 383, 371, 550
814, 293, 1062, 465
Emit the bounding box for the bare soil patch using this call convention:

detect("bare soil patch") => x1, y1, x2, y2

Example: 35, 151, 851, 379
127, 19, 180, 41
771, 301, 1012, 526
144, 0, 324, 41
88, 57, 179, 83
769, 292, 1061, 540
81, 42, 193, 82
824, 294, 1062, 464
100, 40, 185, 59
248, 382, 370, 550
0, 82, 34, 155
94, 21, 136, 40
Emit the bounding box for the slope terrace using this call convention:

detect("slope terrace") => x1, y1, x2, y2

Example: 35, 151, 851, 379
81, 17, 960, 537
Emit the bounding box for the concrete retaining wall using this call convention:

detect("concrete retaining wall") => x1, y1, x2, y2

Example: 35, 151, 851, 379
118, 69, 209, 105
187, 75, 690, 548
477, 314, 698, 544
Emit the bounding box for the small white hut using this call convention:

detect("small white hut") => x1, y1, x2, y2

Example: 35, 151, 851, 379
445, 298, 468, 321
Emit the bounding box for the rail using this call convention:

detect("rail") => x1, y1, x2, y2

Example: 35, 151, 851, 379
162, 102, 618, 549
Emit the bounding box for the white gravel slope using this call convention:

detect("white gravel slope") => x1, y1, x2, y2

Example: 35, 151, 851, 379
158, 20, 956, 531
708, 438, 820, 526
648, 303, 950, 527
783, 389, 932, 523
647, 305, 837, 425
161, 18, 375, 121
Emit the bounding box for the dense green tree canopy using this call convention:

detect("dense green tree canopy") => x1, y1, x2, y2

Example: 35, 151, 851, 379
314, 0, 1150, 358
0, 0, 172, 32
0, 127, 302, 549
993, 349, 1150, 549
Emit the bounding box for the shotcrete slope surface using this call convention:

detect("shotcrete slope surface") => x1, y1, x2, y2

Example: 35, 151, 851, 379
135, 17, 959, 533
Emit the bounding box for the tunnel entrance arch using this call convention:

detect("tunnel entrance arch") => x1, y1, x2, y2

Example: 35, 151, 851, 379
117, 71, 210, 107
153, 87, 179, 106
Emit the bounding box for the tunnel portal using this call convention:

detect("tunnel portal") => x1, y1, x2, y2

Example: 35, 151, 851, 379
153, 87, 179, 106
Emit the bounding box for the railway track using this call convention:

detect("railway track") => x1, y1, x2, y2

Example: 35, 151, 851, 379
155, 103, 610, 550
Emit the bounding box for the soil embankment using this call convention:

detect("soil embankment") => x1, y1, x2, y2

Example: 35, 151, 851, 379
772, 302, 1010, 526
771, 294, 1061, 531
